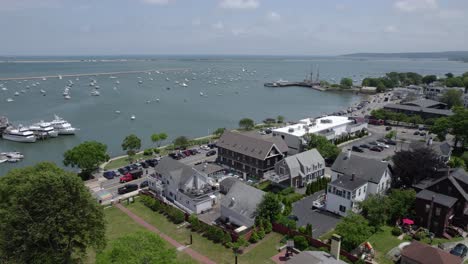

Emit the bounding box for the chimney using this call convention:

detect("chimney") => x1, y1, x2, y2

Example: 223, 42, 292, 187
330, 234, 341, 261
193, 173, 198, 190
351, 173, 355, 181
230, 197, 235, 206
346, 149, 351, 160
427, 137, 433, 146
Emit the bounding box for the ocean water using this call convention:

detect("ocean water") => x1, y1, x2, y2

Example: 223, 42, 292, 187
0, 56, 467, 175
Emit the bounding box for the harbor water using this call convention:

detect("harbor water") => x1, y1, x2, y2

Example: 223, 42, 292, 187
1, 56, 467, 175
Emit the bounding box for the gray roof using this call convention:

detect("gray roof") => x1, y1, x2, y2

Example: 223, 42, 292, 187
416, 189, 458, 208
284, 148, 325, 177
413, 168, 467, 202
217, 130, 285, 160
221, 181, 265, 223
402, 99, 447, 109
383, 104, 453, 116
154, 157, 194, 188
287, 251, 347, 264
193, 162, 225, 175
451, 167, 468, 185
409, 141, 451, 156
329, 174, 368, 190
331, 153, 390, 184
219, 177, 239, 193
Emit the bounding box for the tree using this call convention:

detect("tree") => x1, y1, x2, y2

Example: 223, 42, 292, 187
445, 77, 464, 87
63, 141, 110, 180
387, 189, 416, 222
213, 128, 225, 138
256, 193, 282, 222
239, 118, 255, 130
121, 134, 141, 162
445, 72, 454, 78
448, 156, 466, 169
158, 133, 168, 146
408, 115, 423, 126
306, 134, 341, 161
441, 89, 463, 108
0, 162, 105, 263
277, 115, 285, 123
335, 213, 374, 251
392, 147, 446, 188
340, 77, 353, 88
385, 131, 397, 140
422, 75, 437, 84
448, 107, 468, 147
305, 223, 313, 237
430, 117, 450, 141
96, 231, 178, 264
293, 236, 309, 250
151, 133, 160, 147
173, 136, 189, 149
359, 195, 389, 230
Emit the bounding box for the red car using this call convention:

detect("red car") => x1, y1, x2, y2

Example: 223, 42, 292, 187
119, 173, 134, 183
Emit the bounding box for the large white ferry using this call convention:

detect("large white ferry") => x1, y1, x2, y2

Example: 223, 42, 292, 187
29, 121, 59, 138
2, 126, 37, 143
49, 115, 76, 135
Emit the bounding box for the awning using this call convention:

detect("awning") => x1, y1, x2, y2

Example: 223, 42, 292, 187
402, 218, 414, 225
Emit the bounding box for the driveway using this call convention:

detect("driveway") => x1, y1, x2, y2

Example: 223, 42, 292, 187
292, 194, 341, 238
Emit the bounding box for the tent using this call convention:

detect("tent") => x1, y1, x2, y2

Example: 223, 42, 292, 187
402, 218, 414, 225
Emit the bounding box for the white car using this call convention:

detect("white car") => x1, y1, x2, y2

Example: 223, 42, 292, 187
377, 142, 390, 148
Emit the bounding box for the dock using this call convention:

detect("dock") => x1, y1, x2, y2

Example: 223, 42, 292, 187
264, 81, 326, 91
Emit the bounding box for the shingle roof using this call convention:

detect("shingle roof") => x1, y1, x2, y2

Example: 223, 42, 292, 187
329, 174, 368, 190
193, 162, 224, 175
287, 251, 347, 264
383, 104, 453, 116
401, 241, 462, 264
413, 168, 467, 202
217, 130, 285, 160
154, 157, 194, 188
402, 99, 447, 108
409, 141, 451, 156
416, 189, 458, 208
284, 148, 325, 178
331, 153, 390, 184
451, 167, 468, 185
221, 181, 265, 224
219, 177, 239, 194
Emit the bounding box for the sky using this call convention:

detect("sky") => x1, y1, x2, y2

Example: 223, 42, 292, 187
0, 0, 467, 56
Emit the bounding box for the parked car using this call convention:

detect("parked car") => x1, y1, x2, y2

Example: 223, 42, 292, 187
413, 131, 420, 135
183, 150, 192, 157
207, 143, 216, 149
118, 167, 128, 175
189, 149, 199, 155
103, 170, 116, 180
419, 132, 426, 136
140, 161, 149, 168
118, 184, 139, 195
139, 180, 149, 188
377, 138, 386, 143
377, 142, 389, 148
370, 146, 383, 152
119, 173, 134, 183
168, 153, 180, 160
287, 215, 299, 221
146, 159, 158, 167
368, 141, 378, 146
385, 126, 392, 131
450, 243, 468, 258
206, 150, 217, 157
360, 144, 370, 149
352, 146, 364, 152
129, 169, 143, 179
384, 139, 397, 145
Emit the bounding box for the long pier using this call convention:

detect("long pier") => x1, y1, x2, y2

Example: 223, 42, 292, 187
0, 68, 190, 81
264, 81, 326, 91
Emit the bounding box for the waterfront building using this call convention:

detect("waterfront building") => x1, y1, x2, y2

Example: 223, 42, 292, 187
425, 86, 465, 101
383, 99, 453, 119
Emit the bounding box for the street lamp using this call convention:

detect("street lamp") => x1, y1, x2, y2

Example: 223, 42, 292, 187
234, 250, 238, 264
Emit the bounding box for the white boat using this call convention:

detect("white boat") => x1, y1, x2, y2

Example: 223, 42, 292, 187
63, 87, 70, 95
49, 115, 76, 135
29, 121, 59, 138
115, 80, 120, 84
90, 90, 100, 96
42, 77, 47, 81
200, 92, 204, 96
166, 77, 170, 81
181, 82, 188, 87
89, 82, 95, 86
6, 98, 14, 102
14, 92, 19, 96
64, 95, 71, 100
115, 110, 121, 114
109, 76, 117, 79
138, 80, 143, 84
2, 126, 37, 143
1, 87, 7, 91
40, 89, 46, 94
0, 158, 7, 164
0, 152, 24, 159
58, 75, 62, 80
131, 115, 136, 120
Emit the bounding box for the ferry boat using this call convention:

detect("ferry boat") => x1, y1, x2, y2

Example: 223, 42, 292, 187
29, 121, 59, 138
49, 115, 76, 135
2, 126, 37, 143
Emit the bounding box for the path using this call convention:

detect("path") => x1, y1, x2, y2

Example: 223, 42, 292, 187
116, 203, 216, 264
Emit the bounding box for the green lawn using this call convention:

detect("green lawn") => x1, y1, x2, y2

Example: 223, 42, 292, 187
319, 229, 336, 241
126, 201, 284, 264
367, 226, 402, 264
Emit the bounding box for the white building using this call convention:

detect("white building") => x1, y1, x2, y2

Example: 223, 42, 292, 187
272, 116, 367, 154
425, 86, 465, 101
326, 174, 368, 216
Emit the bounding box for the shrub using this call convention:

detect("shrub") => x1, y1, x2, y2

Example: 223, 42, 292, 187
189, 214, 200, 231
264, 220, 273, 234
222, 232, 232, 245
298, 226, 307, 235
293, 235, 309, 251
391, 227, 402, 236
249, 231, 259, 243
413, 231, 426, 241
257, 226, 265, 239
153, 148, 161, 154
143, 149, 153, 156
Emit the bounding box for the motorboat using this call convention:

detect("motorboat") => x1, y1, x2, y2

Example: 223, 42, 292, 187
200, 92, 204, 96
131, 115, 136, 120
115, 80, 120, 84
91, 90, 100, 96
181, 82, 188, 87
49, 115, 76, 135
29, 121, 59, 138
6, 98, 14, 102
1, 152, 24, 159
2, 126, 37, 143
138, 80, 143, 84
14, 92, 19, 96
64, 95, 71, 100
40, 89, 46, 94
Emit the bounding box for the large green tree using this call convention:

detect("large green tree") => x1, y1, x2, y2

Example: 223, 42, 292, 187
359, 195, 389, 230
96, 231, 178, 264
430, 117, 450, 141
256, 192, 282, 222
422, 75, 437, 84
441, 89, 463, 109
63, 141, 110, 180
340, 77, 353, 88
306, 134, 340, 161
335, 213, 374, 251
448, 107, 468, 147
0, 162, 105, 263
122, 134, 142, 162
239, 118, 255, 130
173, 136, 189, 149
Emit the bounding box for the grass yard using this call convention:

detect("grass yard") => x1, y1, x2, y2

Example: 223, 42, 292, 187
367, 226, 402, 264
319, 229, 336, 241
239, 232, 284, 264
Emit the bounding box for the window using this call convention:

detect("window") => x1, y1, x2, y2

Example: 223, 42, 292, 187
435, 207, 441, 216
267, 159, 271, 166
363, 186, 367, 193
425, 204, 430, 212
358, 188, 361, 196
347, 191, 350, 200
339, 205, 346, 213
328, 185, 332, 192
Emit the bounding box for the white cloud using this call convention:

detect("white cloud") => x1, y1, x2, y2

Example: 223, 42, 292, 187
141, 0, 172, 5
219, 0, 259, 9
267, 11, 281, 21
384, 25, 399, 33
192, 18, 201, 26
394, 0, 437, 12
212, 21, 224, 30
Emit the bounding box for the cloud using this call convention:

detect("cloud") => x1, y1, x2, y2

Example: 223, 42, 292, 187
219, 0, 259, 9
267, 11, 281, 21
212, 21, 224, 30
394, 0, 437, 12
384, 25, 399, 33
335, 3, 346, 11
437, 9, 463, 20
231, 28, 246, 36
141, 0, 172, 5
192, 18, 201, 26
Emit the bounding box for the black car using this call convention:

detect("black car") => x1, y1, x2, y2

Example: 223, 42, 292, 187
207, 143, 216, 149
139, 180, 149, 188
450, 243, 467, 258
206, 150, 217, 157
189, 149, 199, 155
413, 131, 420, 135
140, 161, 149, 168
352, 146, 364, 152
168, 153, 180, 160
384, 139, 397, 145
376, 138, 386, 143
360, 144, 370, 149
146, 159, 157, 167
103, 170, 116, 180
287, 215, 299, 221
419, 132, 426, 136
370, 146, 383, 152
385, 126, 392, 131
118, 167, 128, 175
368, 141, 378, 146
117, 184, 138, 195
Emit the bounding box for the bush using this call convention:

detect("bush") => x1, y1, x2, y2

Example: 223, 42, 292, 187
264, 221, 273, 234
277, 215, 297, 230
249, 231, 259, 243
413, 231, 426, 241
143, 149, 153, 156
298, 226, 307, 234
391, 227, 402, 236
293, 235, 309, 251
153, 148, 161, 154
222, 232, 232, 245
189, 214, 200, 231
257, 226, 265, 239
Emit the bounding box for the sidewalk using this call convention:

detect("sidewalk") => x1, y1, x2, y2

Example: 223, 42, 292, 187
116, 203, 216, 264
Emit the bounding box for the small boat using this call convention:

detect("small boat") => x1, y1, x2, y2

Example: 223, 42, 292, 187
14, 92, 19, 96
1, 152, 24, 159
58, 75, 62, 80
199, 92, 204, 96
181, 82, 188, 87
155, 98, 160, 102
145, 100, 151, 104
138, 80, 143, 84
40, 89, 46, 94
115, 80, 120, 84
6, 98, 14, 102
64, 95, 71, 100
166, 77, 170, 81
42, 77, 47, 81
115, 110, 121, 114
109, 76, 117, 79
131, 115, 136, 120
1, 87, 7, 91
90, 90, 100, 96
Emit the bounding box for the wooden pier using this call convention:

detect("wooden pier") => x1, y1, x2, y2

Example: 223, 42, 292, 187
264, 81, 325, 91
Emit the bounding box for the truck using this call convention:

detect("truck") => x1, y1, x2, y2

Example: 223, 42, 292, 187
117, 184, 138, 195
119, 169, 143, 183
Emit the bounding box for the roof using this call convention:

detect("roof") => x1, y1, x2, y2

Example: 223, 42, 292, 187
154, 157, 194, 188
243, 131, 289, 153
402, 99, 447, 109
451, 167, 468, 185
221, 181, 265, 224
331, 152, 390, 184
409, 141, 451, 156
219, 177, 239, 193
283, 148, 325, 177
287, 251, 347, 264
416, 189, 458, 208
413, 168, 467, 202
401, 241, 462, 264
383, 104, 453, 116
329, 174, 368, 191
273, 116, 352, 137
193, 162, 225, 175
217, 131, 285, 160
